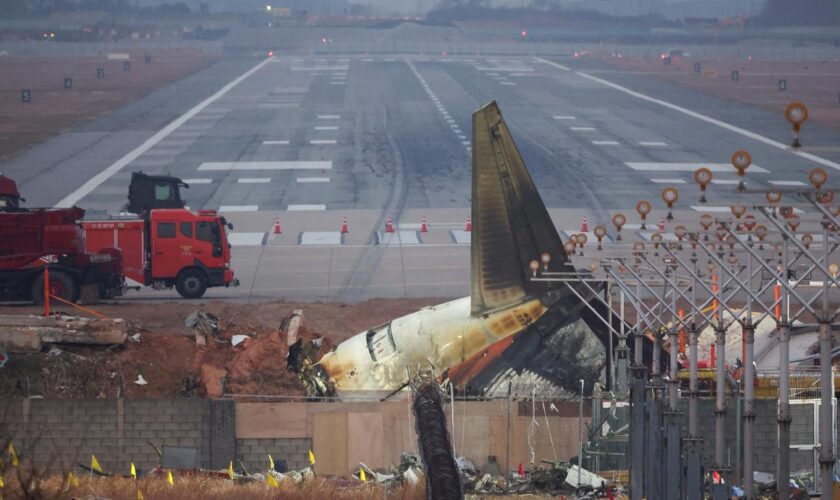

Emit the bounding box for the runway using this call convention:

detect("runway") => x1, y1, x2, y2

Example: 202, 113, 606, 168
4, 53, 839, 302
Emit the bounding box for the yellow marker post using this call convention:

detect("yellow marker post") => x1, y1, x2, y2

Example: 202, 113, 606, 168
268, 454, 275, 471
67, 472, 79, 488
8, 443, 18, 467
130, 462, 137, 480
137, 489, 144, 500
228, 461, 234, 480
359, 467, 367, 482
167, 470, 174, 486
91, 455, 103, 474
266, 473, 279, 488
308, 450, 315, 465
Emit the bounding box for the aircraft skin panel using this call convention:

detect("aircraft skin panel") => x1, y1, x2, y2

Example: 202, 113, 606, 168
471, 101, 571, 316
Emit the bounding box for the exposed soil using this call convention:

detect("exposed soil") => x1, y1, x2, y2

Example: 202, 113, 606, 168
0, 47, 218, 160
590, 53, 840, 131
0, 298, 442, 399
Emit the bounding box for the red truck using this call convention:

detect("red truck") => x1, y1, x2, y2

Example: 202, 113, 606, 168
82, 172, 238, 299
0, 175, 125, 303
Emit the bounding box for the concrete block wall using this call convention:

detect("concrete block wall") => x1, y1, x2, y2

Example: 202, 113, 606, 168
235, 438, 312, 472
0, 399, 234, 474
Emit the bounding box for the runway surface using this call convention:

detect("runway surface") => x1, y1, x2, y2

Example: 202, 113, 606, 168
5, 53, 839, 302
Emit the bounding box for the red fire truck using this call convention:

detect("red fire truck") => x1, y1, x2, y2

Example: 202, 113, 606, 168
83, 173, 238, 299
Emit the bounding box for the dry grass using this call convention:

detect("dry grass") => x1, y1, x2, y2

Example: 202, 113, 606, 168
0, 473, 426, 499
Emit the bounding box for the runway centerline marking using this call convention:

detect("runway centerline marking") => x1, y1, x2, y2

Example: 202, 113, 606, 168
310, 139, 337, 145
314, 126, 338, 130
553, 115, 576, 120
639, 141, 668, 147
199, 161, 332, 171
263, 140, 289, 145
572, 69, 840, 171
592, 140, 620, 146
769, 180, 807, 186
238, 178, 271, 184
297, 177, 330, 183
182, 178, 213, 184
570, 126, 596, 131
317, 114, 341, 119
55, 56, 275, 208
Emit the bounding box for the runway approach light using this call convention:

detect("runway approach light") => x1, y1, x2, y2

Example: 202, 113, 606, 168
266, 5, 272, 11
730, 149, 752, 192
636, 200, 652, 230
661, 187, 679, 221
785, 102, 808, 148
520, 30, 528, 38
808, 167, 827, 191
694, 167, 712, 203
612, 213, 626, 240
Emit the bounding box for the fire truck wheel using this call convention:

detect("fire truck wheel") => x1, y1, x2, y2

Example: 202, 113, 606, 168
175, 268, 208, 299
31, 270, 79, 304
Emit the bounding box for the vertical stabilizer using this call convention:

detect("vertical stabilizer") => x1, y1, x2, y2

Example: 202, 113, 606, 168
470, 101, 570, 315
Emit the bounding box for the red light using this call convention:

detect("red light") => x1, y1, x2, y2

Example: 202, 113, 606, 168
660, 53, 666, 59
267, 50, 274, 57
520, 30, 527, 38
617, 53, 622, 59
573, 51, 579, 58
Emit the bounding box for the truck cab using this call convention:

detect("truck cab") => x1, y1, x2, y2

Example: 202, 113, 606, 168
148, 209, 236, 298
0, 174, 24, 211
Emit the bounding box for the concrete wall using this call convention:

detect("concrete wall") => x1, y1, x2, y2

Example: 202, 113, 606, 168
0, 397, 835, 477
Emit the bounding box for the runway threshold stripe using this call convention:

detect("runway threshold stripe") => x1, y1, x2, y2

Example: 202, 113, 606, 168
238, 178, 271, 183
288, 204, 327, 211
297, 177, 330, 183
625, 162, 769, 173
263, 140, 290, 145
55, 56, 275, 208
182, 178, 213, 184
573, 70, 840, 171
310, 140, 337, 145
219, 205, 259, 212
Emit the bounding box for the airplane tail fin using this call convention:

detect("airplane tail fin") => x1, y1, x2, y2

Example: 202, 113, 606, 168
470, 101, 571, 316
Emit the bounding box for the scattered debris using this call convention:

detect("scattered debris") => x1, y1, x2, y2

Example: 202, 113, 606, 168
283, 310, 304, 346
185, 310, 222, 345
130, 333, 142, 343
134, 374, 148, 386
565, 465, 607, 489
231, 335, 249, 347
0, 314, 127, 352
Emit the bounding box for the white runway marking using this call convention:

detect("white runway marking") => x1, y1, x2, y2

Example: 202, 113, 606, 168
300, 232, 342, 245
711, 179, 740, 185
238, 178, 271, 184
462, 141, 471, 145
182, 178, 213, 184
219, 205, 259, 212
317, 114, 341, 119
570, 127, 596, 131
533, 56, 570, 71
287, 204, 326, 211
574, 70, 840, 171
292, 66, 348, 71
769, 180, 807, 186
691, 205, 804, 214
500, 81, 516, 85
625, 162, 769, 173
314, 126, 338, 130
592, 140, 620, 146
199, 161, 332, 171
651, 178, 686, 184
329, 82, 345, 85
553, 115, 576, 120
228, 232, 266, 246
263, 140, 290, 145
55, 57, 275, 208
310, 139, 337, 145
639, 141, 668, 147
296, 177, 330, 183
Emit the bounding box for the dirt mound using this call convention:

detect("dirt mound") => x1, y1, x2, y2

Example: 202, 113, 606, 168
0, 298, 441, 398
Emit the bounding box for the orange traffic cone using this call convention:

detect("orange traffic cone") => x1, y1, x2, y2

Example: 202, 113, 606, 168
273, 218, 282, 234
465, 216, 472, 232
341, 218, 349, 234
581, 216, 588, 232
386, 217, 394, 233
420, 217, 428, 233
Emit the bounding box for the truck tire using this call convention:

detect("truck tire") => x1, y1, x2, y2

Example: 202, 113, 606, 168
176, 268, 208, 299
31, 270, 79, 304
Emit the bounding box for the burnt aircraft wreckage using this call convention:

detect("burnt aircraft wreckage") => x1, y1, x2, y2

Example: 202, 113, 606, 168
290, 101, 623, 398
